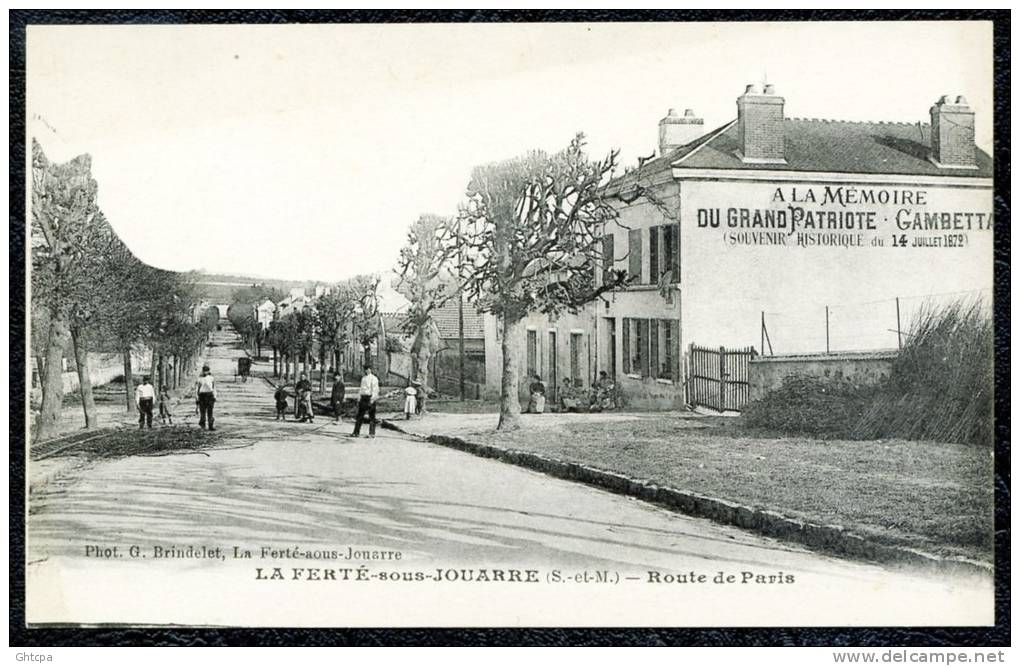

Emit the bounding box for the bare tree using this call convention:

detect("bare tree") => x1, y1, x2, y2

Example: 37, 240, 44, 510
313, 290, 355, 391
454, 133, 630, 431
395, 214, 459, 407
30, 140, 100, 440
343, 275, 382, 369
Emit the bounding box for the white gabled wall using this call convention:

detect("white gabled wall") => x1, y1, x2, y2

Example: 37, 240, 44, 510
679, 177, 994, 355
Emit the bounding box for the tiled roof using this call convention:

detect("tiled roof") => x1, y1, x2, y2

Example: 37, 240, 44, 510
672, 118, 992, 177
431, 300, 485, 340
378, 303, 485, 340
380, 313, 407, 336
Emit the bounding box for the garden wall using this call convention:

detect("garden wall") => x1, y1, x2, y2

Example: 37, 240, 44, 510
749, 351, 898, 401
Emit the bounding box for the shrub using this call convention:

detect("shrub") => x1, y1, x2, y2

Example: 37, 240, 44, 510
743, 375, 876, 437
851, 298, 993, 446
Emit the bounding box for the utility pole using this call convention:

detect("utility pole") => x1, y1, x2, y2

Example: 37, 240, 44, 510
825, 306, 830, 354
458, 217, 466, 401
895, 297, 902, 350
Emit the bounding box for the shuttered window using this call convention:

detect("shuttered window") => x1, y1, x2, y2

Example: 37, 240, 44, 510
628, 229, 642, 283
635, 319, 650, 378
622, 319, 631, 375
649, 319, 659, 379
526, 330, 538, 378
601, 234, 615, 285
662, 224, 679, 283
570, 333, 582, 383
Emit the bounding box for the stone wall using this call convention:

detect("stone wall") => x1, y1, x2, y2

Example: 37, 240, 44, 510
749, 350, 898, 401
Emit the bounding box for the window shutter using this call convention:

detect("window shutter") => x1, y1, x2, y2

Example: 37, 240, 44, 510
628, 229, 642, 283
622, 319, 631, 374
649, 319, 659, 379
648, 226, 659, 285
602, 234, 615, 285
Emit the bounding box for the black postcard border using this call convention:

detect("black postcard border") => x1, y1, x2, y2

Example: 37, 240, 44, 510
8, 8, 1010, 648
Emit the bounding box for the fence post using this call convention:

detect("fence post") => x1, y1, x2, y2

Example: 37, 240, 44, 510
896, 297, 902, 350
719, 346, 726, 411
825, 306, 830, 354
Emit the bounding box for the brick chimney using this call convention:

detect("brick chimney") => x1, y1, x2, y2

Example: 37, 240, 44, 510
736, 83, 786, 164
658, 108, 704, 153
930, 95, 977, 168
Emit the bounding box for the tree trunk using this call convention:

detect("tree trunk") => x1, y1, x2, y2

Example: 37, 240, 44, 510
319, 346, 327, 392
36, 313, 69, 441
70, 326, 98, 429
497, 314, 523, 431
122, 348, 135, 411
149, 346, 158, 387
34, 354, 47, 406
284, 355, 291, 382
272, 346, 278, 377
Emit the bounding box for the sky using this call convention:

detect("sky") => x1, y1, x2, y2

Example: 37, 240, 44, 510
26, 21, 993, 282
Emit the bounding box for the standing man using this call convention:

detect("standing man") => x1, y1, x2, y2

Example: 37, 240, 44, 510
295, 372, 314, 423
349, 365, 379, 438
136, 375, 156, 429
196, 364, 217, 431
330, 372, 346, 424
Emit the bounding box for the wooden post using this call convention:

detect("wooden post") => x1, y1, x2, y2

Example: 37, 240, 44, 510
760, 312, 765, 357
895, 297, 902, 350
458, 292, 466, 401
825, 306, 830, 354
719, 346, 726, 412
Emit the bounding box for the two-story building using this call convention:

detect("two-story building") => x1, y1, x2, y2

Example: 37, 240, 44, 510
595, 83, 992, 409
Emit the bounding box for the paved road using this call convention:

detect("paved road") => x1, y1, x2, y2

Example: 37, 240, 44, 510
26, 324, 992, 626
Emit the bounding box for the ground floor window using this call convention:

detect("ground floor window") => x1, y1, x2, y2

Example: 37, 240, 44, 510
622, 317, 679, 380
570, 333, 583, 383
526, 329, 538, 378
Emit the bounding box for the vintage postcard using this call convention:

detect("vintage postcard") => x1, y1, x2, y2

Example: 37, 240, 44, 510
22, 19, 997, 628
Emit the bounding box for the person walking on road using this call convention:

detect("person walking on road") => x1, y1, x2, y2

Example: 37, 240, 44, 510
349, 365, 379, 438
136, 376, 156, 429
330, 373, 346, 423
195, 364, 217, 431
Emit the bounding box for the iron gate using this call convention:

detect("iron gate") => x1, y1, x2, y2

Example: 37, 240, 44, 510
687, 344, 755, 412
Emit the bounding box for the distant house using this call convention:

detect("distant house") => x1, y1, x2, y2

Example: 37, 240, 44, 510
256, 299, 276, 328
429, 299, 487, 397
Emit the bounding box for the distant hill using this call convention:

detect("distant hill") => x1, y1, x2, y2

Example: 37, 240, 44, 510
190, 271, 315, 303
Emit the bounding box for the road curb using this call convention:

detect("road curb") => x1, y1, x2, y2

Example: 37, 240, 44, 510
381, 419, 992, 579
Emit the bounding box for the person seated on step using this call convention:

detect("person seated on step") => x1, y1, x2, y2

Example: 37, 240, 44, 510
559, 378, 580, 413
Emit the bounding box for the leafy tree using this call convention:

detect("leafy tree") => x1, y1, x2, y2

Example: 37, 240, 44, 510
453, 134, 630, 431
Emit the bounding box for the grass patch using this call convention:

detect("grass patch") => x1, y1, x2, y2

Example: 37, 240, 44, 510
468, 417, 993, 562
